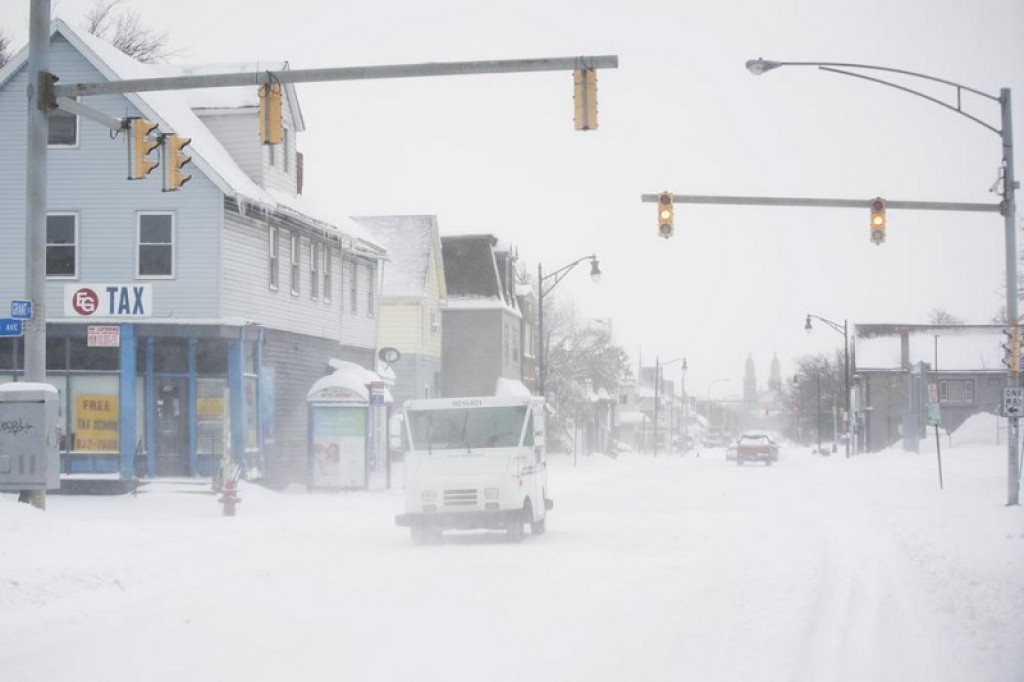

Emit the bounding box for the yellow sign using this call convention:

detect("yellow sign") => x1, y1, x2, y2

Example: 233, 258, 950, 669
74, 394, 119, 452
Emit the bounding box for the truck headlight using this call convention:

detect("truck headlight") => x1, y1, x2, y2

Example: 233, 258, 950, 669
484, 487, 499, 500
421, 490, 437, 502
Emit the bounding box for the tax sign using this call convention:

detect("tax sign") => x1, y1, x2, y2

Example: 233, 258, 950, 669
64, 285, 152, 318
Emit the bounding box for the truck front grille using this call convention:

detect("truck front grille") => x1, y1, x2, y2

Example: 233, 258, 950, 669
444, 489, 477, 506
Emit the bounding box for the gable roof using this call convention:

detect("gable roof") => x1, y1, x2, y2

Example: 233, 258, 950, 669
0, 19, 380, 254
351, 216, 445, 298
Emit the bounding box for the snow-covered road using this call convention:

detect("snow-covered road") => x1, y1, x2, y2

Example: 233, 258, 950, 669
2, 438, 1022, 682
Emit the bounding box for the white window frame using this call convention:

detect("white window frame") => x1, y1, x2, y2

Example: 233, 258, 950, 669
347, 260, 358, 314
310, 241, 321, 300
45, 212, 78, 279
282, 128, 290, 172
268, 226, 280, 290
939, 379, 974, 404
323, 245, 332, 303
136, 212, 175, 278
367, 264, 375, 318
290, 232, 300, 296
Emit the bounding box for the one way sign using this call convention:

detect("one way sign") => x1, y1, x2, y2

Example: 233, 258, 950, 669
1004, 387, 1024, 418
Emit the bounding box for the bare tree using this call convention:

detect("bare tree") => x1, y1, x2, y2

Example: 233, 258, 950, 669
0, 30, 12, 69
928, 308, 965, 325
83, 0, 178, 63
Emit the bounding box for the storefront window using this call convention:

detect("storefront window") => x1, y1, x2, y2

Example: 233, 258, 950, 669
0, 338, 17, 370
197, 377, 228, 458
46, 336, 68, 370
196, 339, 227, 374
70, 338, 119, 370
69, 374, 119, 452
153, 338, 189, 373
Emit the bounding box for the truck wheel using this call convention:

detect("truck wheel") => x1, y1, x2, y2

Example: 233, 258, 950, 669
531, 516, 547, 535
506, 519, 524, 543
411, 525, 441, 545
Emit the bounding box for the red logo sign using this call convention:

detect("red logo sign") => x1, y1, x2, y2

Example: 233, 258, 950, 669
72, 288, 99, 315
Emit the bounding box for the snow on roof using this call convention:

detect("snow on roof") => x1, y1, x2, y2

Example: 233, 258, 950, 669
154, 61, 305, 131
854, 326, 1004, 371
53, 19, 275, 209
11, 20, 372, 252
495, 377, 533, 397
269, 190, 383, 254
351, 216, 440, 297
444, 297, 522, 318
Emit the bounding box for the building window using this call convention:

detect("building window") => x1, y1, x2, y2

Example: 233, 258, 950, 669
268, 226, 279, 290
282, 129, 290, 172
310, 241, 321, 300
290, 232, 300, 295
48, 105, 78, 146
367, 265, 375, 317
268, 141, 276, 167
348, 261, 358, 314
46, 213, 77, 277
939, 379, 974, 404
137, 213, 174, 277
323, 245, 332, 303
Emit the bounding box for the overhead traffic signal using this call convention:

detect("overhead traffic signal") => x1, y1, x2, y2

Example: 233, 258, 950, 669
657, 192, 674, 238
163, 134, 192, 192
573, 68, 598, 131
259, 82, 283, 145
128, 118, 160, 180
869, 197, 887, 244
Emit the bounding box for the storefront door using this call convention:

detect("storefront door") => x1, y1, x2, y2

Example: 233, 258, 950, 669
154, 378, 189, 476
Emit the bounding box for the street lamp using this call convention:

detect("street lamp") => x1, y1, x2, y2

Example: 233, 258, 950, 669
748, 57, 1018, 505
805, 313, 850, 458
653, 355, 686, 457
537, 255, 601, 397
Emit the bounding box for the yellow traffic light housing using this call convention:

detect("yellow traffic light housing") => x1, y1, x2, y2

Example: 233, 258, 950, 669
259, 82, 283, 145
163, 134, 192, 192
128, 118, 160, 180
657, 191, 674, 238
1004, 324, 1021, 375
573, 68, 598, 131
869, 197, 887, 244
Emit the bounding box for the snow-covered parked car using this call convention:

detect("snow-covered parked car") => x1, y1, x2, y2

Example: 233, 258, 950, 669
735, 432, 779, 466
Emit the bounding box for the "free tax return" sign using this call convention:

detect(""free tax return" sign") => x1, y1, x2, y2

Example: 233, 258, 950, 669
64, 285, 152, 318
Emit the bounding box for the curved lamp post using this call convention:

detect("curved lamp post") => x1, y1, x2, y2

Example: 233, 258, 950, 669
805, 313, 850, 457
537, 255, 601, 396
747, 57, 1018, 505
653, 355, 686, 457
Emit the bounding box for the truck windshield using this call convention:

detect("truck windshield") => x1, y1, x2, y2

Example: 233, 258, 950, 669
407, 406, 527, 451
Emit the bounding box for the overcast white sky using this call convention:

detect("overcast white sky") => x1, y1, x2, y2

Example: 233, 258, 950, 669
3, 0, 1023, 398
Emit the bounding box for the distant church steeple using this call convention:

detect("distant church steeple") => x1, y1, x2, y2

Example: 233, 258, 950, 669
769, 352, 782, 393
744, 353, 757, 402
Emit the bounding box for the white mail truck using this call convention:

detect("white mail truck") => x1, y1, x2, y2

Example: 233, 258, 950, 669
395, 395, 552, 543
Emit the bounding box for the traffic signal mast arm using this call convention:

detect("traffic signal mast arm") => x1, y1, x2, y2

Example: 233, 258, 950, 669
639, 193, 1001, 213
53, 56, 618, 98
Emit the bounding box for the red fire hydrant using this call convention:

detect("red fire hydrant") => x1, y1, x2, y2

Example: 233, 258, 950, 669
218, 479, 242, 516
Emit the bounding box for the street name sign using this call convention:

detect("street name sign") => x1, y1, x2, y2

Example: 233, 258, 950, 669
0, 319, 24, 337
10, 300, 32, 319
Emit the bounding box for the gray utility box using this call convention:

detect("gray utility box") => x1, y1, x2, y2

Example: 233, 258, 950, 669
0, 383, 60, 491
